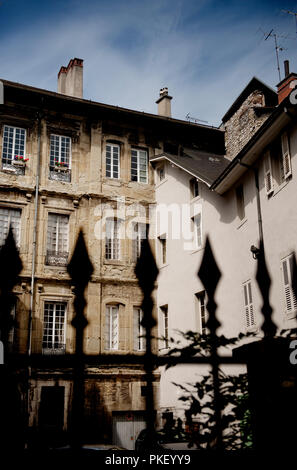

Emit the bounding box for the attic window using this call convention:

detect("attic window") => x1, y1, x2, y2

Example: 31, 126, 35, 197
190, 178, 199, 199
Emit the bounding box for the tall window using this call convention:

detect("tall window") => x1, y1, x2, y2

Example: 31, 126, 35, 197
157, 165, 165, 183
106, 143, 120, 179
46, 213, 69, 265
192, 213, 202, 249
50, 134, 71, 168
105, 305, 119, 350
158, 234, 167, 265
133, 307, 145, 351
280, 132, 292, 181
236, 185, 245, 220
243, 280, 255, 329
132, 222, 146, 262
105, 218, 121, 260
42, 302, 66, 353
131, 148, 148, 183
159, 305, 169, 349
282, 254, 297, 315
2, 125, 26, 167
190, 178, 199, 199
0, 207, 21, 246
195, 291, 206, 334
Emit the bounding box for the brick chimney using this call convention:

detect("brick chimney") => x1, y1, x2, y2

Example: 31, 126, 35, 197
277, 60, 297, 104
58, 58, 83, 99
156, 87, 172, 117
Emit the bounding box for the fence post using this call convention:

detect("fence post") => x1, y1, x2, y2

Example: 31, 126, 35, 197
67, 230, 94, 450
135, 236, 159, 445
198, 236, 222, 450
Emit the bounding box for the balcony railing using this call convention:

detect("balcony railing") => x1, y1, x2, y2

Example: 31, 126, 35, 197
49, 165, 71, 182
46, 250, 68, 266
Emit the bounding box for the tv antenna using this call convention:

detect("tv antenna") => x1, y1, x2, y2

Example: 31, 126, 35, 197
186, 113, 208, 124
282, 9, 297, 38
260, 29, 287, 81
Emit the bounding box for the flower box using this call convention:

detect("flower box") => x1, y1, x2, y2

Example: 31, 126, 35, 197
53, 165, 69, 172
12, 159, 26, 167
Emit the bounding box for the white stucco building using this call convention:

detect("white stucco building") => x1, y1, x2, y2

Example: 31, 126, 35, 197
151, 68, 297, 419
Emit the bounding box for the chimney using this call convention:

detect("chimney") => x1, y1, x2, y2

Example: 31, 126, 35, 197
277, 60, 297, 104
57, 58, 83, 99
156, 87, 172, 117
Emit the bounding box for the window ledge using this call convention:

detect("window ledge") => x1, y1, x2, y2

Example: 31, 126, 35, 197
237, 218, 247, 230
104, 259, 125, 266
286, 310, 297, 320
190, 245, 204, 255
159, 263, 169, 269
190, 195, 201, 203
272, 178, 290, 197
155, 177, 168, 188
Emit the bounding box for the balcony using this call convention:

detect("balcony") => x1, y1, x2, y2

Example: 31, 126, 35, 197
49, 164, 71, 182
42, 344, 66, 355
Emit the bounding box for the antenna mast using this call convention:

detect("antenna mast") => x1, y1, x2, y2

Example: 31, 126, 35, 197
264, 29, 285, 81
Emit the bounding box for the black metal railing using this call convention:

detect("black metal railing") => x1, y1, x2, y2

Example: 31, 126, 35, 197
0, 227, 297, 454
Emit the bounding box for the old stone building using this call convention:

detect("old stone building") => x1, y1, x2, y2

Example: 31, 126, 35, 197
0, 58, 224, 448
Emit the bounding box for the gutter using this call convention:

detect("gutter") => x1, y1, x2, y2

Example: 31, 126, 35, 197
27, 113, 42, 356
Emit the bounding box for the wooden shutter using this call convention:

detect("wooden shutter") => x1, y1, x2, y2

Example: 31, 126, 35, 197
281, 132, 292, 179
282, 256, 297, 313
243, 281, 255, 328
264, 151, 273, 195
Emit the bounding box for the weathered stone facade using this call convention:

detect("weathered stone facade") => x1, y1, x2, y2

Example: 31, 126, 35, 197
0, 76, 224, 447
224, 90, 271, 159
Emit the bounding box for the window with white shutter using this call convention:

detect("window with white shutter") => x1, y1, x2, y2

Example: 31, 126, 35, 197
105, 305, 119, 350
282, 254, 297, 315
132, 222, 146, 262
133, 307, 145, 351
159, 305, 169, 350
192, 213, 202, 249
195, 291, 207, 334
264, 151, 273, 196
131, 149, 148, 183
46, 213, 69, 266
281, 132, 292, 180
106, 143, 120, 179
0, 207, 21, 246
158, 234, 167, 265
105, 218, 121, 260
243, 280, 255, 329
42, 302, 66, 354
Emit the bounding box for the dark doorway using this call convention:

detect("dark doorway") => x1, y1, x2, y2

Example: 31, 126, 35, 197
39, 386, 65, 433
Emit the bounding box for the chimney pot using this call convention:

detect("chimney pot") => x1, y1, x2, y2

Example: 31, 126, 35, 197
277, 68, 297, 104
156, 87, 172, 117
57, 58, 83, 99
284, 60, 290, 78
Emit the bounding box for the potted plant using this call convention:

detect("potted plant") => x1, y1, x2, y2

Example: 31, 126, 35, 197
12, 155, 29, 167
53, 159, 69, 172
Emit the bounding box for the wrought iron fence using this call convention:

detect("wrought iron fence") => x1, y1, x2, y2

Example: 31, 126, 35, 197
0, 227, 297, 454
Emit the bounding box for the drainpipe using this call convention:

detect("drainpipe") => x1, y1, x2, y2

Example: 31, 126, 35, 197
27, 113, 42, 356
238, 161, 264, 246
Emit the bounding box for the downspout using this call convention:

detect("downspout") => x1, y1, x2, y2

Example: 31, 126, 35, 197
27, 113, 42, 356
238, 161, 264, 246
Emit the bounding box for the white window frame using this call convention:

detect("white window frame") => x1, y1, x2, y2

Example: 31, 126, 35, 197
42, 302, 67, 353
47, 213, 69, 255
50, 134, 72, 169
105, 218, 121, 260
106, 143, 120, 179
133, 307, 145, 351
0, 207, 21, 247
2, 125, 26, 167
243, 280, 255, 329
131, 148, 148, 183
158, 234, 167, 265
264, 150, 274, 196
105, 305, 119, 350
159, 305, 169, 350
281, 132, 292, 180
195, 291, 207, 334
282, 254, 297, 316
132, 222, 146, 262
192, 213, 202, 249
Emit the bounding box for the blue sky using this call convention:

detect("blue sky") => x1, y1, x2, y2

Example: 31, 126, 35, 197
0, 0, 297, 125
